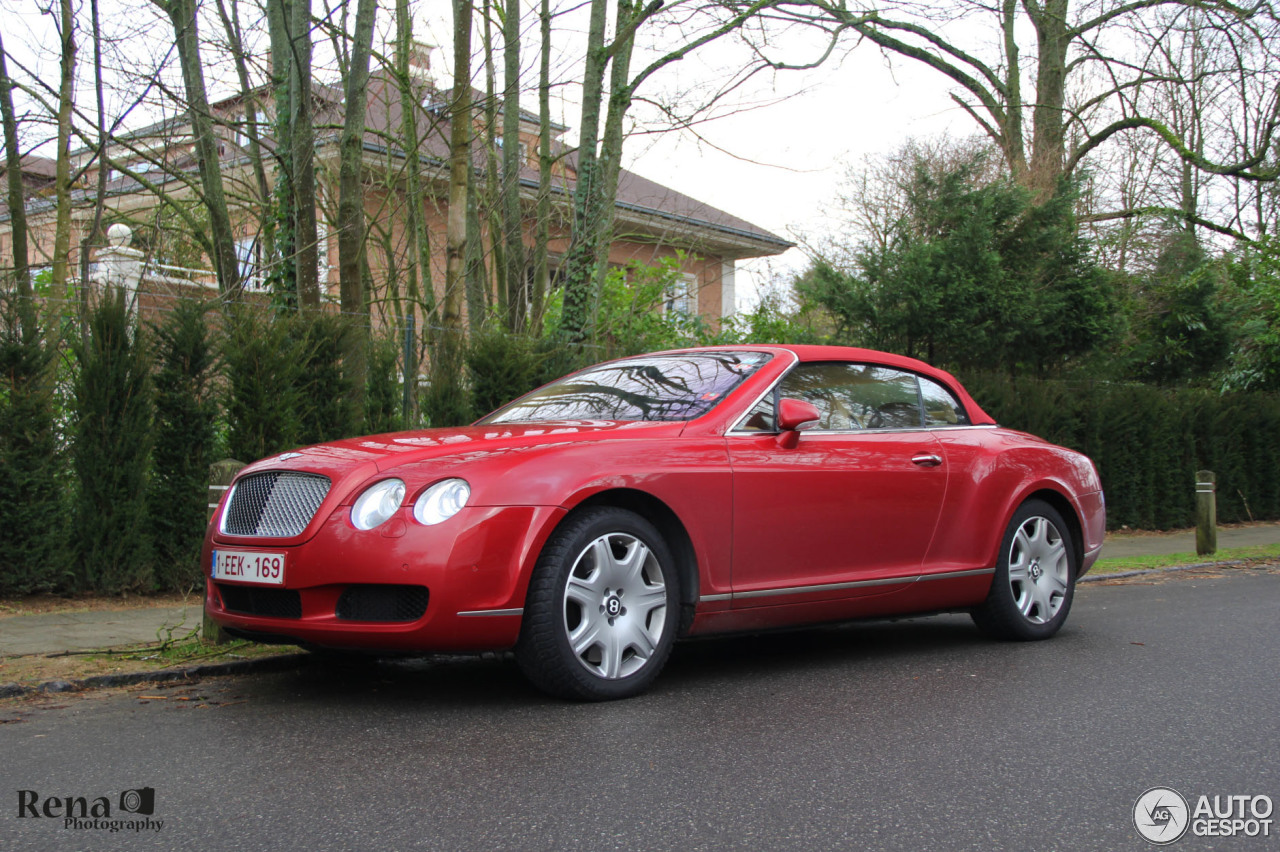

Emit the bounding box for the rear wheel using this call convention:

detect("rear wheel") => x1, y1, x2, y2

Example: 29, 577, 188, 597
971, 499, 1076, 641
517, 507, 678, 701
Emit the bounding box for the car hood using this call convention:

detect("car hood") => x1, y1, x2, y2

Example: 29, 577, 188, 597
239, 420, 686, 487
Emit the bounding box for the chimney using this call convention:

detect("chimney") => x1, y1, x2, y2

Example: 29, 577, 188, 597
408, 41, 433, 80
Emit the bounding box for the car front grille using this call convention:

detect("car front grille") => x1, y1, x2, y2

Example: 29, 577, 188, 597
335, 585, 430, 622
217, 584, 303, 619
222, 471, 331, 537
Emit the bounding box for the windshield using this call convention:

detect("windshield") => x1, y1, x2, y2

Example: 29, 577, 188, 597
480, 351, 772, 424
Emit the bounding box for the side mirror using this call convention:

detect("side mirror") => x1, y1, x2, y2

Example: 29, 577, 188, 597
776, 398, 820, 448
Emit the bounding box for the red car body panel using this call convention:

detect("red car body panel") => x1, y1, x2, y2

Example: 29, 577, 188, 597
204, 344, 1103, 653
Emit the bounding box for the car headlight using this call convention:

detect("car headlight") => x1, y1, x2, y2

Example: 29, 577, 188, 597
413, 478, 470, 525
351, 479, 406, 530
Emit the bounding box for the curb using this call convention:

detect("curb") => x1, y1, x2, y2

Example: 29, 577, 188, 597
0, 652, 311, 700
1081, 558, 1247, 583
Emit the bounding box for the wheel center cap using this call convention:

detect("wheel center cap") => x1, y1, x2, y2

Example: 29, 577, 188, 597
604, 595, 622, 617
1029, 560, 1043, 580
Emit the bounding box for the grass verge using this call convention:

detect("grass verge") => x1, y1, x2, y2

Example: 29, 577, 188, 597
1090, 542, 1280, 574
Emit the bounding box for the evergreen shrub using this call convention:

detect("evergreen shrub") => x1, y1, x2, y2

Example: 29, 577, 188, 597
149, 301, 218, 591
71, 291, 154, 593
0, 293, 68, 594
223, 308, 304, 462
467, 326, 545, 418
364, 333, 403, 434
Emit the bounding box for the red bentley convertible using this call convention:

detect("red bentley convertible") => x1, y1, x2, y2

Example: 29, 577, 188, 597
204, 345, 1105, 700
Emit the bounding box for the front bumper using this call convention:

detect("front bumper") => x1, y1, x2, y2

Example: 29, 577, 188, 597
203, 504, 565, 652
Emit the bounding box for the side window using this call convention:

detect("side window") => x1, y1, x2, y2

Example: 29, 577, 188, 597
776, 363, 862, 430
769, 363, 924, 431
919, 376, 970, 426
853, 367, 922, 429
739, 394, 776, 432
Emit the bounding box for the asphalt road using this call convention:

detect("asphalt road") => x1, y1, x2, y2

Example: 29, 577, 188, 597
3, 567, 1278, 852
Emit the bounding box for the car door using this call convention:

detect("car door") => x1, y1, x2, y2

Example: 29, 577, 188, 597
727, 362, 948, 606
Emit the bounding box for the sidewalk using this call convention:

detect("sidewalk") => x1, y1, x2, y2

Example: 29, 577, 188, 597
1100, 521, 1280, 560
2, 522, 1279, 661
0, 605, 203, 657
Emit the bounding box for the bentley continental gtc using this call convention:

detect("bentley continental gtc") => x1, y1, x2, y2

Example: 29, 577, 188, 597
204, 345, 1106, 700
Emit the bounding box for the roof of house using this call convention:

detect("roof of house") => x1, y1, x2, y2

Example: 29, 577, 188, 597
0, 154, 57, 180
4, 75, 793, 257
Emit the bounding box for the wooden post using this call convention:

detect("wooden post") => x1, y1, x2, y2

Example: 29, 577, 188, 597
203, 459, 246, 644
1196, 470, 1217, 556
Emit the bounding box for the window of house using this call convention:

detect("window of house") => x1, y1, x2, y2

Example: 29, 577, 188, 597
495, 136, 530, 163
234, 109, 269, 149
234, 236, 265, 290
664, 273, 698, 316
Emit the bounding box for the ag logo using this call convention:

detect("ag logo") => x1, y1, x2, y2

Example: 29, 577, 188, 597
1135, 787, 1190, 845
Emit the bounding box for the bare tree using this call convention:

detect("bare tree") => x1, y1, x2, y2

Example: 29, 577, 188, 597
151, 0, 243, 297
772, 0, 1280, 239
557, 0, 777, 343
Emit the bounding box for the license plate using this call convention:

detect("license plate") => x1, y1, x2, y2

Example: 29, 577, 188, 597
212, 550, 286, 585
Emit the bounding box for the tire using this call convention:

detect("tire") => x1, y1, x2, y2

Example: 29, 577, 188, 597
971, 499, 1077, 641
516, 507, 679, 701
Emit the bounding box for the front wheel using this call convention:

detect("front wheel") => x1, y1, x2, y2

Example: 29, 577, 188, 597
971, 499, 1077, 641
516, 507, 679, 701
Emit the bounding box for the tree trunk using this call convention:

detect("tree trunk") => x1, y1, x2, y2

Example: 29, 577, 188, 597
52, 0, 75, 312
77, 0, 109, 301
0, 32, 30, 303
500, 0, 527, 331
214, 0, 274, 264
531, 0, 552, 330
445, 0, 473, 335
557, 0, 610, 343
427, 0, 473, 428
395, 0, 434, 329
1001, 0, 1027, 180
289, 0, 320, 308
267, 0, 296, 301
1027, 0, 1070, 198
481, 0, 506, 319
588, 0, 640, 298
160, 0, 242, 299
338, 0, 378, 412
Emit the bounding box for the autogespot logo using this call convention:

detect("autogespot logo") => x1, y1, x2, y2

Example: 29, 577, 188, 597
1135, 787, 1191, 845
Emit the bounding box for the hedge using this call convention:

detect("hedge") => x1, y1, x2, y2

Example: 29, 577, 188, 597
962, 373, 1280, 529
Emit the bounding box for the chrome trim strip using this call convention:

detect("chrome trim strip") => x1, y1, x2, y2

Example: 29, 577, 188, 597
733, 575, 916, 600
729, 423, 999, 437
698, 593, 733, 603
918, 567, 996, 581
1085, 544, 1103, 558
721, 567, 996, 602
457, 607, 524, 617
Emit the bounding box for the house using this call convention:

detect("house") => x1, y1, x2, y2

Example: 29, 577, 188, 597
0, 51, 791, 330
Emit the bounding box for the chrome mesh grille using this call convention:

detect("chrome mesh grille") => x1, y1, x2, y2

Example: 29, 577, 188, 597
222, 471, 331, 537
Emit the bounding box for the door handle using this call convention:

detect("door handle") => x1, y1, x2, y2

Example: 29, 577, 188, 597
911, 454, 943, 467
